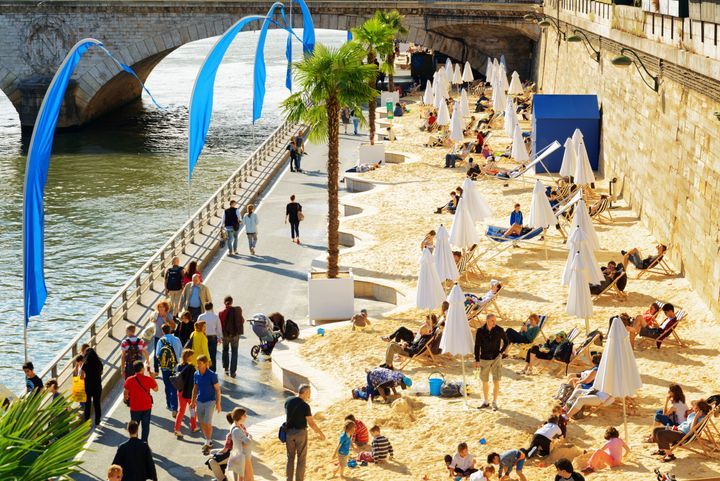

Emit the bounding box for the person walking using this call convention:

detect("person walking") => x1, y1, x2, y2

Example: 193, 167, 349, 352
189, 320, 211, 368
111, 420, 158, 481
243, 204, 259, 255
155, 323, 182, 416
106, 464, 123, 481
164, 257, 184, 316
198, 302, 221, 370
224, 200, 241, 256
192, 355, 221, 452
227, 407, 254, 481
123, 361, 158, 443
22, 362, 43, 394
219, 296, 244, 378
180, 273, 212, 321
151, 301, 174, 373
287, 138, 299, 173
120, 324, 150, 380
174, 349, 197, 439
285, 195, 303, 245
340, 107, 351, 134
474, 314, 509, 411
82, 345, 104, 426
285, 384, 325, 481
351, 109, 360, 135
295, 134, 305, 172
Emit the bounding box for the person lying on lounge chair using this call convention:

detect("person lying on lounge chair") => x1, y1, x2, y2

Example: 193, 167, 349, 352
466, 280, 502, 309
479, 156, 499, 176
445, 143, 475, 168
519, 331, 567, 375
346, 162, 381, 173
381, 325, 437, 369
568, 354, 601, 389
381, 314, 436, 344
589, 261, 626, 295
504, 204, 523, 237
426, 133, 452, 148
464, 116, 477, 133
625, 302, 661, 348
650, 399, 711, 462
565, 386, 614, 420
420, 111, 437, 132
621, 244, 667, 271
467, 159, 482, 180
588, 195, 610, 216
436, 191, 459, 214
506, 314, 541, 345
495, 164, 527, 180
637, 303, 679, 348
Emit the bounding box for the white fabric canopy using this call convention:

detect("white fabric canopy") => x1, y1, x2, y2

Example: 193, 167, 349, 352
528, 180, 557, 229
461, 177, 493, 222
459, 89, 470, 118
436, 100, 451, 126
445, 58, 453, 82
562, 228, 604, 286
511, 123, 529, 162
416, 248, 447, 310
449, 101, 465, 143
453, 63, 463, 85
566, 252, 594, 329
504, 97, 516, 137
574, 136, 595, 185
593, 317, 643, 398
434, 224, 460, 282
572, 127, 584, 145
440, 284, 474, 355
433, 83, 445, 110
559, 137, 576, 178
508, 71, 523, 96
423, 80, 434, 106
492, 83, 506, 111
500, 54, 507, 70
499, 65, 509, 93
462, 61, 474, 82
568, 199, 601, 252
485, 58, 494, 83
449, 198, 478, 249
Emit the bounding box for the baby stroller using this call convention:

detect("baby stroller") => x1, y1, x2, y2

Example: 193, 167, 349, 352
249, 313, 282, 360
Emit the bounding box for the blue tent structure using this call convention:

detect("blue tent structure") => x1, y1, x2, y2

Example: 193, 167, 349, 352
531, 94, 600, 173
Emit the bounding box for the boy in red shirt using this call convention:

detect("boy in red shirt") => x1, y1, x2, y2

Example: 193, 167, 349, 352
123, 361, 158, 443
345, 414, 370, 451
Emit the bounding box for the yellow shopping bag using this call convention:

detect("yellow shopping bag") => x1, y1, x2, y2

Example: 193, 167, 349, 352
70, 376, 86, 403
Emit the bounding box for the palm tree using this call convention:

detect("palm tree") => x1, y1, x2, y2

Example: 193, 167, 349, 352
351, 18, 395, 145
0, 392, 90, 480
282, 43, 377, 278
375, 10, 408, 93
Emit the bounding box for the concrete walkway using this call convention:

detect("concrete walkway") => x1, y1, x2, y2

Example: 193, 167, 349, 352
73, 129, 383, 481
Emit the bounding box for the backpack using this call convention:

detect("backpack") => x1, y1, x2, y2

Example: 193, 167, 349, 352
553, 340, 574, 364
124, 338, 142, 372
283, 320, 299, 341
158, 338, 178, 370
165, 266, 183, 291
440, 381, 464, 398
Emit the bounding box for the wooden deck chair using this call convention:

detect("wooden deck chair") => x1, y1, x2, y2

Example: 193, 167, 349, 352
668, 406, 720, 458
457, 245, 478, 279
398, 327, 443, 370
637, 310, 688, 349
589, 195, 613, 223
592, 271, 628, 301
637, 246, 674, 279
508, 315, 548, 359
553, 191, 583, 240
549, 329, 598, 374
487, 141, 561, 184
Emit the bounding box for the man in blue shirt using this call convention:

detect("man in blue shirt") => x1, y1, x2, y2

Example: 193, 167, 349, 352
504, 203, 523, 237
155, 323, 183, 416
191, 355, 221, 452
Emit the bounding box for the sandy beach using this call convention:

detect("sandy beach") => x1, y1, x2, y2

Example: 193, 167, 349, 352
257, 91, 720, 481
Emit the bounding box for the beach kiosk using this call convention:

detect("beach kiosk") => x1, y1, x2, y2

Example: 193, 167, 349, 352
531, 94, 601, 173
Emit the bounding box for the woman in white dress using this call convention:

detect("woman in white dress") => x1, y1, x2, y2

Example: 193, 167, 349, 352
227, 408, 253, 481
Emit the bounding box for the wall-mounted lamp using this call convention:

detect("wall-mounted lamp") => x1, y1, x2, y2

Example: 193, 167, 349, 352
611, 47, 659, 92
523, 14, 566, 41
567, 30, 600, 63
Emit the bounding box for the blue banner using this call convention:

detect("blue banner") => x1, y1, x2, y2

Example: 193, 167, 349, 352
285, 32, 293, 91
347, 30, 352, 42
23, 39, 157, 323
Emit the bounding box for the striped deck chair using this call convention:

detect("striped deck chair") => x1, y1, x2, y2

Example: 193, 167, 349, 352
457, 245, 478, 279
638, 309, 688, 349
465, 290, 505, 328
549, 328, 598, 374
592, 271, 628, 301
399, 327, 444, 370
637, 246, 674, 279
589, 195, 613, 223
668, 405, 720, 458
537, 327, 580, 373
508, 315, 549, 359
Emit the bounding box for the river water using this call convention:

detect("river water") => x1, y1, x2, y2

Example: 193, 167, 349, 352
0, 29, 345, 393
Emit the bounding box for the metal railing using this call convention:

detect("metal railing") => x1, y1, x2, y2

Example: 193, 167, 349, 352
39, 119, 301, 387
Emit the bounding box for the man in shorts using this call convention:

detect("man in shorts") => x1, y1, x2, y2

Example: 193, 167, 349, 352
622, 244, 666, 271
474, 314, 509, 411
191, 355, 221, 453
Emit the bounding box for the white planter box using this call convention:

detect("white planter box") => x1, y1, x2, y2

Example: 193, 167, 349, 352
308, 270, 355, 323
358, 143, 386, 164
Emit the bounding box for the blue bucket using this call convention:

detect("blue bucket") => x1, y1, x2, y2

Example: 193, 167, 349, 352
428, 372, 445, 396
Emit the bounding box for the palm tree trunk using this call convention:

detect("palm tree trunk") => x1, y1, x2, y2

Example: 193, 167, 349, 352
387, 52, 396, 92
326, 93, 341, 279
367, 52, 377, 146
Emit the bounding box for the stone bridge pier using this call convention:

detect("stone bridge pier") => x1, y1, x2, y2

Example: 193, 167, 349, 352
0, 1, 540, 128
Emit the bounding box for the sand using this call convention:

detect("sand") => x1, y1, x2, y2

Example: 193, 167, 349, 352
257, 91, 720, 481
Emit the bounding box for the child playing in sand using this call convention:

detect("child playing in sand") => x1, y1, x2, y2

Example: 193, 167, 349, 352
487, 450, 527, 481
469, 465, 495, 481
552, 403, 569, 439
351, 309, 371, 331
358, 425, 394, 463
525, 416, 563, 458
332, 421, 355, 479
581, 427, 630, 474
345, 414, 370, 451
444, 442, 477, 478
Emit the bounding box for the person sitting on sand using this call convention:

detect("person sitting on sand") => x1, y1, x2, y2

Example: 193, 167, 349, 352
383, 126, 396, 142
504, 204, 523, 237
487, 450, 527, 481
436, 191, 459, 214
554, 458, 585, 481
358, 425, 394, 463
638, 303, 679, 348
351, 309, 371, 331
505, 314, 541, 345
393, 102, 404, 118
622, 244, 667, 272
552, 403, 569, 438
565, 386, 614, 420
444, 442, 478, 478
381, 322, 436, 369
468, 465, 495, 481
351, 367, 412, 403
581, 427, 630, 474
519, 331, 567, 375
650, 399, 711, 462
651, 383, 688, 431
467, 159, 482, 180
523, 416, 563, 458
381, 314, 436, 345
421, 230, 436, 252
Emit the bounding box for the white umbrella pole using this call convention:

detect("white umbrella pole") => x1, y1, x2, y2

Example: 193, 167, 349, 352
623, 398, 629, 442
543, 227, 548, 261
462, 355, 468, 407
585, 318, 590, 335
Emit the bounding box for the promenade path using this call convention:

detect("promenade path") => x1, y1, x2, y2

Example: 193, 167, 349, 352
73, 129, 383, 480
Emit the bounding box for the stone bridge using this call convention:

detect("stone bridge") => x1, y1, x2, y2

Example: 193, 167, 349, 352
0, 1, 540, 127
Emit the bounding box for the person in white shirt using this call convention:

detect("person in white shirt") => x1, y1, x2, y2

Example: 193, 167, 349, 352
524, 417, 563, 458
566, 387, 614, 419
469, 465, 495, 481
198, 302, 221, 370
444, 442, 477, 478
